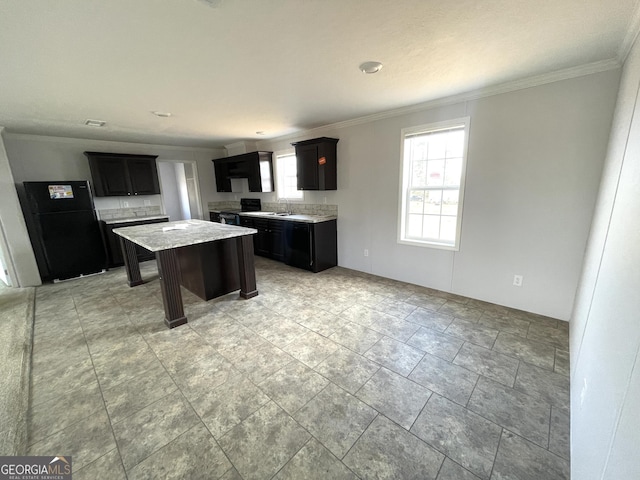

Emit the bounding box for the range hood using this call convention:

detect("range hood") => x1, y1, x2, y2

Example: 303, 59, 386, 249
213, 151, 274, 193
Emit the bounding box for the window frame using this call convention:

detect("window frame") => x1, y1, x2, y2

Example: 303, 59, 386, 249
275, 149, 304, 201
397, 117, 470, 251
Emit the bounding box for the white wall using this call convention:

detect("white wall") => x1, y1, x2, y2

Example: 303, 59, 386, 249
4, 134, 224, 221
4, 71, 620, 319
570, 37, 640, 478
0, 128, 41, 287
253, 71, 620, 320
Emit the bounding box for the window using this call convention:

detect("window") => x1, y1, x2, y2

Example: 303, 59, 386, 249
398, 117, 470, 250
276, 152, 303, 200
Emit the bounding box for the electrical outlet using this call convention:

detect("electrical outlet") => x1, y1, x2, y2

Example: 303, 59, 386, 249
123, 201, 129, 208
364, 249, 369, 257
144, 200, 151, 206
513, 275, 523, 287
323, 196, 327, 204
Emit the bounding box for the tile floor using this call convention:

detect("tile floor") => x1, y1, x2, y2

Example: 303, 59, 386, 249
26, 257, 570, 479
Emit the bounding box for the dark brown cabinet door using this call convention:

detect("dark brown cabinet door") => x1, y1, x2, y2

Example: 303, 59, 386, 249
239, 216, 284, 261
292, 137, 338, 191
253, 218, 270, 256
269, 220, 285, 262
214, 161, 232, 192
128, 157, 161, 195
89, 156, 131, 196
296, 144, 319, 191
85, 152, 160, 197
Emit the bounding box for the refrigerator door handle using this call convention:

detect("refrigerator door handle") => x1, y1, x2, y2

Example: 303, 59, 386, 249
309, 228, 313, 267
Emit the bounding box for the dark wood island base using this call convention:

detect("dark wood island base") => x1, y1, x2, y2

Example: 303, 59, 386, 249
237, 235, 259, 299
115, 220, 258, 329
157, 249, 188, 329
120, 237, 144, 287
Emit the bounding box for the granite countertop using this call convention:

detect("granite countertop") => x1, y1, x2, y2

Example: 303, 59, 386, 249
103, 215, 170, 225
238, 211, 337, 224
113, 219, 257, 252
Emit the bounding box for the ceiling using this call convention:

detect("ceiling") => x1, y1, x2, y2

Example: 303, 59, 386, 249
0, 0, 638, 148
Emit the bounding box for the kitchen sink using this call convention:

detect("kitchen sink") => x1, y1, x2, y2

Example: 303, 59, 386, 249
255, 211, 290, 216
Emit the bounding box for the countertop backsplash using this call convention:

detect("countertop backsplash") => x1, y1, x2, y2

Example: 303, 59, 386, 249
207, 201, 338, 216
208, 201, 242, 211
97, 206, 164, 220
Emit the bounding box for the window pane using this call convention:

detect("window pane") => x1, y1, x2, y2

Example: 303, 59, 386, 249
427, 132, 447, 160
411, 160, 427, 187
277, 154, 303, 199
260, 160, 272, 192
426, 160, 444, 186
409, 191, 424, 214
401, 120, 467, 249
410, 139, 428, 161
423, 215, 440, 239
441, 190, 459, 215
444, 158, 462, 186
425, 190, 442, 214
446, 130, 465, 158
407, 214, 423, 237
440, 216, 457, 243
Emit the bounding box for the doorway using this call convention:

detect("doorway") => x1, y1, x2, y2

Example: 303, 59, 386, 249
157, 161, 202, 221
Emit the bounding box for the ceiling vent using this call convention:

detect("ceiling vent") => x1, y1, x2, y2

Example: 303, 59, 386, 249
84, 119, 106, 127
196, 0, 222, 7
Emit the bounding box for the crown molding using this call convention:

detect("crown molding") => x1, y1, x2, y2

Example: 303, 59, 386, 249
3, 132, 224, 153
265, 58, 622, 144
619, 1, 640, 62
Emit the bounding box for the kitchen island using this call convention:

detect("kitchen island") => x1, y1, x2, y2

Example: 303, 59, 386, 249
113, 219, 258, 329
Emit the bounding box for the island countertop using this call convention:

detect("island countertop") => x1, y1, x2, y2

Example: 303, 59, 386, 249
103, 215, 170, 225
113, 219, 257, 252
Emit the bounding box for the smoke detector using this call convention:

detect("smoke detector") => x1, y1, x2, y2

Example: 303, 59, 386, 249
359, 61, 383, 74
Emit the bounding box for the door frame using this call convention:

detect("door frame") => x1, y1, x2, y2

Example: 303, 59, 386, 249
157, 159, 204, 220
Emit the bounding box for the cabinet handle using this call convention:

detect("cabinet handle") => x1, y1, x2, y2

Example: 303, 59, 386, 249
309, 229, 313, 267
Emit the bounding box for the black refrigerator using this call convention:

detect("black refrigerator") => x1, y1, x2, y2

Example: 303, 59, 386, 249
23, 181, 106, 281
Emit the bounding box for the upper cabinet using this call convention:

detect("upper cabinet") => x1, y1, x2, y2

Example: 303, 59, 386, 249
212, 151, 274, 193
85, 152, 161, 197
292, 137, 338, 190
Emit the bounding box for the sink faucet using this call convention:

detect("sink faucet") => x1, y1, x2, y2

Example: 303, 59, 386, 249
279, 198, 291, 214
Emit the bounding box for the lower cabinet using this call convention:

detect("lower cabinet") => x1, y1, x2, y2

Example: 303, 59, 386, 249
241, 215, 337, 272
101, 218, 168, 268
241, 217, 285, 262
284, 219, 337, 273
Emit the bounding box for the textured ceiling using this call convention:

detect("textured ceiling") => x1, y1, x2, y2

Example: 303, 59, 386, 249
0, 0, 638, 148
